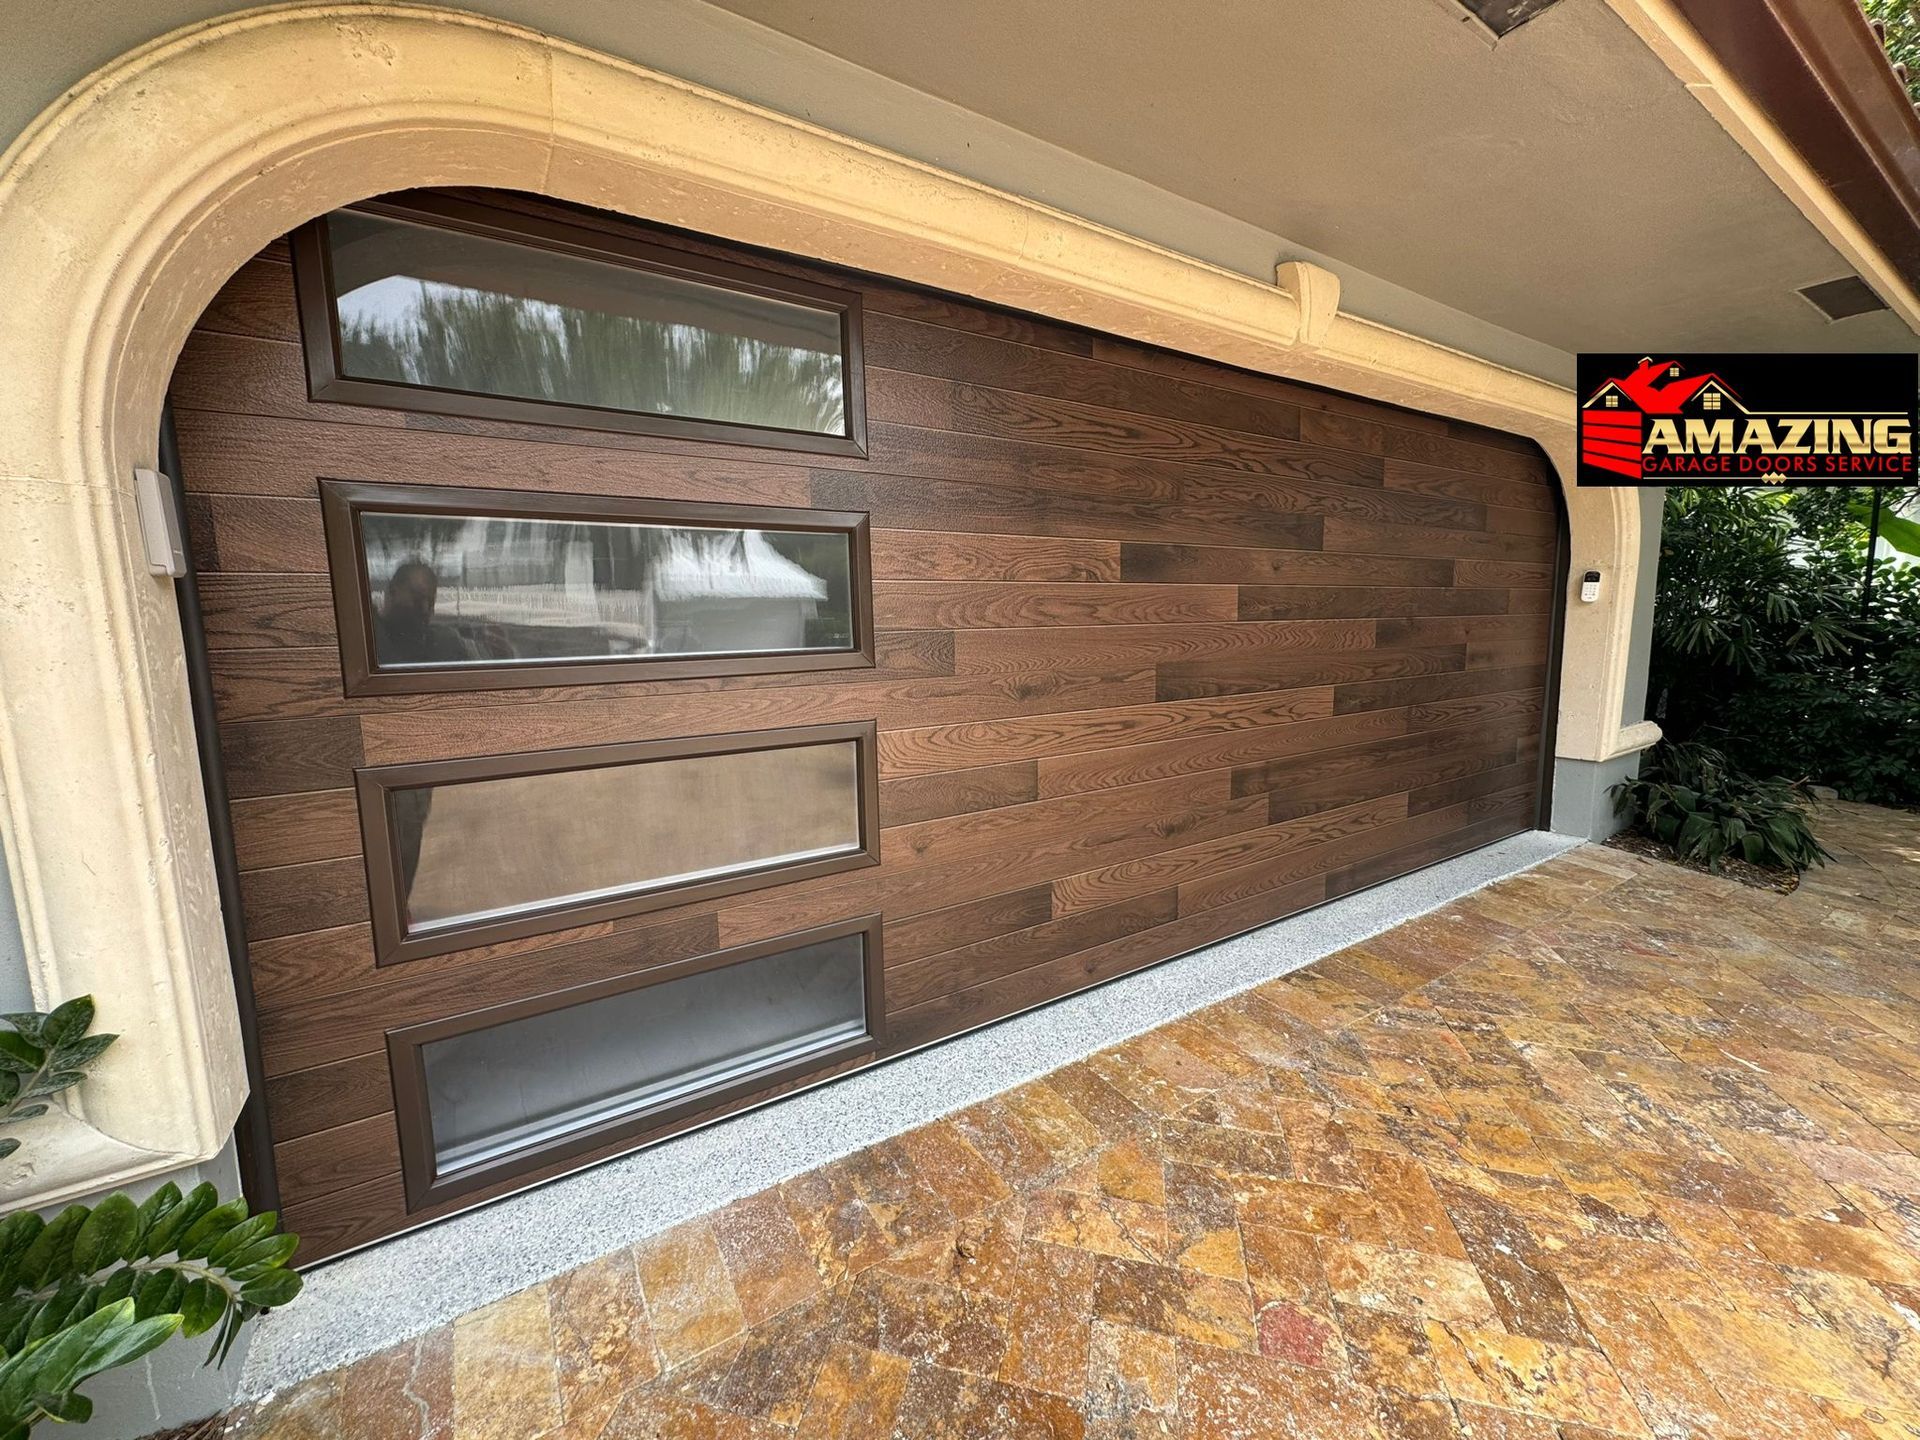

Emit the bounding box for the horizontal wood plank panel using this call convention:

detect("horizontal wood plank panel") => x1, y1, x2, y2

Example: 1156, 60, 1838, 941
1119, 543, 1455, 588
263, 1050, 391, 1142
172, 197, 1560, 1258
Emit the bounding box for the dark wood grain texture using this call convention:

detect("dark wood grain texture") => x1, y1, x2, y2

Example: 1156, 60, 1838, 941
170, 189, 1561, 1259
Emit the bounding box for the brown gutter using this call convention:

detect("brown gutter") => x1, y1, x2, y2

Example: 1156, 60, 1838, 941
1671, 0, 1920, 298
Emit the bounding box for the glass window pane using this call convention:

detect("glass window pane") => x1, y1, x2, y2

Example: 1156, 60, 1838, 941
325, 209, 848, 435
421, 932, 868, 1175
393, 740, 862, 934
361, 510, 856, 670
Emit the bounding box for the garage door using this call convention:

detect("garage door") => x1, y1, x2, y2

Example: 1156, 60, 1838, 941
169, 188, 1563, 1260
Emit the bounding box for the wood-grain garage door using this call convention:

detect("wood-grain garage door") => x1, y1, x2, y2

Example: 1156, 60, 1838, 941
169, 188, 1563, 1260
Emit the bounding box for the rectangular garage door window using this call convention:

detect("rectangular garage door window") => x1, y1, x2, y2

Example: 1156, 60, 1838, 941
292, 193, 867, 455
357, 723, 879, 965
320, 481, 874, 694
389, 917, 883, 1206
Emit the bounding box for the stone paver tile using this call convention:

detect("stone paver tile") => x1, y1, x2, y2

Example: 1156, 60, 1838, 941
597, 1390, 789, 1439
779, 1161, 893, 1287
632, 1220, 746, 1370
338, 1328, 452, 1440
450, 1287, 562, 1440
998, 1239, 1096, 1399
1090, 1254, 1256, 1352
1163, 1160, 1246, 1279
1159, 1013, 1269, 1081
1732, 1208, 1920, 1286
1423, 1319, 1647, 1434
837, 1135, 956, 1249
948, 1200, 1026, 1300
1040, 1061, 1152, 1142
1346, 1149, 1470, 1260
1657, 1300, 1913, 1410
890, 1360, 1089, 1440
242, 1372, 340, 1440
1001, 1078, 1104, 1168
711, 1188, 822, 1326
1816, 1396, 1920, 1439
792, 1342, 911, 1440
1178, 1344, 1384, 1439
1025, 1187, 1169, 1264
672, 1295, 838, 1428
1704, 1372, 1852, 1440
1234, 1173, 1369, 1237
1241, 1220, 1330, 1311
1337, 1303, 1444, 1399
1440, 1176, 1594, 1346
1059, 1135, 1166, 1207
840, 1267, 1009, 1377
1085, 1320, 1179, 1421
222, 807, 1920, 1440
946, 1097, 1062, 1192
1568, 1283, 1733, 1440
1450, 1400, 1564, 1439
896, 1118, 1014, 1221
1321, 1239, 1500, 1327
1255, 1301, 1347, 1371
548, 1250, 658, 1432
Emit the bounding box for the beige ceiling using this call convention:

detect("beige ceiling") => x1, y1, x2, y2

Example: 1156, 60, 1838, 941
699, 0, 1918, 357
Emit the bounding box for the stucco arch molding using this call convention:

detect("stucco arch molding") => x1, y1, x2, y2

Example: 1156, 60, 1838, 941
0, 3, 1642, 1203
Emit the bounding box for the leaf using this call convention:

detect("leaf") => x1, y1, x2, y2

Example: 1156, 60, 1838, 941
69, 1195, 138, 1275
49, 1035, 115, 1069
28, 1389, 90, 1425
177, 1279, 228, 1339
0, 1036, 39, 1077
143, 1184, 218, 1259
17, 1209, 86, 1290
131, 1183, 182, 1256
67, 1303, 181, 1383
207, 1213, 275, 1268
1850, 495, 1920, 558
0, 1142, 15, 1164
177, 1199, 248, 1263
0, 1217, 44, 1296
238, 1269, 302, 1309
0, 1018, 46, 1049
130, 1269, 185, 1322
38, 999, 92, 1051
226, 1233, 298, 1282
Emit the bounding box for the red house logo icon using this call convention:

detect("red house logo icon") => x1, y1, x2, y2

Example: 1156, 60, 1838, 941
1580, 358, 1741, 478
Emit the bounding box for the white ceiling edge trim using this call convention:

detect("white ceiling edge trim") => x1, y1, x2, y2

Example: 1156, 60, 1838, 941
1606, 0, 1920, 337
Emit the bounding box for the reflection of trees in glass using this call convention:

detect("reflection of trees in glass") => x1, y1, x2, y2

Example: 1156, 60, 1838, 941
341, 286, 845, 434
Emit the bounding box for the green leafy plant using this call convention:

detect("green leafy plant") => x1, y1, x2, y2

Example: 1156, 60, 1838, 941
1648, 485, 1920, 809
1612, 741, 1830, 874
1863, 0, 1920, 104
0, 998, 300, 1436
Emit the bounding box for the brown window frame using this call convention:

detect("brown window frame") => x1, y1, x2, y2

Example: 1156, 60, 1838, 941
357, 721, 880, 966
290, 191, 869, 456
387, 914, 886, 1209
320, 479, 876, 695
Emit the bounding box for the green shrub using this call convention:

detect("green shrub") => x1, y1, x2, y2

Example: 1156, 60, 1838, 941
1612, 741, 1829, 873
1648, 485, 1920, 809
0, 998, 300, 1436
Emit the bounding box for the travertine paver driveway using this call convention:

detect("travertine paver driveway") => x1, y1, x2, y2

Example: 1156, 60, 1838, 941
231, 802, 1920, 1439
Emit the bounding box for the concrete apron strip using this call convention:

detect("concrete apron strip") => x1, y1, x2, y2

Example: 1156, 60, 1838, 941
240, 827, 1582, 1401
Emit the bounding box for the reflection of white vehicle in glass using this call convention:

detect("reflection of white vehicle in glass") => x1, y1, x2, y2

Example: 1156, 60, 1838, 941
362, 515, 838, 666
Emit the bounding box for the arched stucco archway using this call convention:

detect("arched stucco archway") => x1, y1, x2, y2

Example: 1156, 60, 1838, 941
0, 2, 1646, 1202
